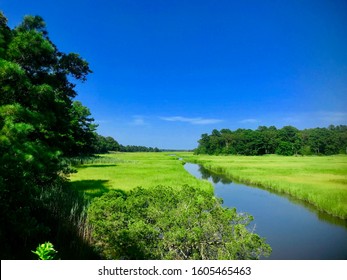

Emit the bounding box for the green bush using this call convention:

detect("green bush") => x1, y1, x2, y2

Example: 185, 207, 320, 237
88, 185, 271, 260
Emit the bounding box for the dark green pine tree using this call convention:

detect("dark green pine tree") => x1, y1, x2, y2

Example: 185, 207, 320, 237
0, 12, 96, 258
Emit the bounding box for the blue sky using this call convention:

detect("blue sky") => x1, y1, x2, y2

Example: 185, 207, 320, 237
2, 0, 347, 149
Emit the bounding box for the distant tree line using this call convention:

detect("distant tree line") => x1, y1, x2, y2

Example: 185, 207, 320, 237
119, 145, 161, 152
195, 125, 347, 156
92, 134, 161, 153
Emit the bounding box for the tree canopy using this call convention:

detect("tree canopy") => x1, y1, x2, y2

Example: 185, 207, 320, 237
195, 125, 347, 156
93, 134, 120, 153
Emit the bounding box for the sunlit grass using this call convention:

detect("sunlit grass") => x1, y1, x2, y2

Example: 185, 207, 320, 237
69, 152, 213, 199
178, 153, 347, 219
69, 152, 347, 218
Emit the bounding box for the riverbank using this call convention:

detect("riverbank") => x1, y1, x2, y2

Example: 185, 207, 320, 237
177, 153, 347, 219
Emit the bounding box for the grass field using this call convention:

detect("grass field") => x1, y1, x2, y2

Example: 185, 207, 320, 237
177, 153, 347, 219
69, 152, 212, 199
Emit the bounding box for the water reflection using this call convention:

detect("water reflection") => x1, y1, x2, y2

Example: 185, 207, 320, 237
198, 165, 233, 184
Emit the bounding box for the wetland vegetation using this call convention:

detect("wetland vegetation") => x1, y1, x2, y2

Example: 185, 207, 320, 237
69, 153, 212, 196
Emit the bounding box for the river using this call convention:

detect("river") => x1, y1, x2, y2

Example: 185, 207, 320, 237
184, 162, 347, 260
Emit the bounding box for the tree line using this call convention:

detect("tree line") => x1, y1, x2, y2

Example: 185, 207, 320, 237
195, 125, 347, 156
119, 145, 161, 152
92, 134, 161, 153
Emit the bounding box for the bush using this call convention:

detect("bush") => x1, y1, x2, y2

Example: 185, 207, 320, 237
88, 185, 271, 260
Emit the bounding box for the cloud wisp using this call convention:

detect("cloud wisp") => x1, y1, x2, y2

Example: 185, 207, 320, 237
130, 115, 147, 126
239, 118, 261, 124
278, 111, 347, 127
160, 116, 223, 125
316, 111, 347, 124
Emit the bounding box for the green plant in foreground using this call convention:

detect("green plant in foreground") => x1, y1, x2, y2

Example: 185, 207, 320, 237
88, 185, 271, 260
32, 242, 58, 260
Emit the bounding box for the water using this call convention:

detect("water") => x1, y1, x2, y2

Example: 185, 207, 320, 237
184, 162, 347, 259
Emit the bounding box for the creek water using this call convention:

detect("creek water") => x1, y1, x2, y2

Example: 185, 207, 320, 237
184, 162, 347, 259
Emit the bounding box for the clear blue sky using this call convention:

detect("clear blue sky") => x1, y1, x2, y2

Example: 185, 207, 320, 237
2, 0, 347, 149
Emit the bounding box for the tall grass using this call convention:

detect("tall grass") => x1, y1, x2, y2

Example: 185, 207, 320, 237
179, 153, 347, 219
38, 182, 98, 259
69, 152, 213, 195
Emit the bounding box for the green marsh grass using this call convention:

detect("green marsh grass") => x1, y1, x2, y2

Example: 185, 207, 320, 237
178, 153, 347, 219
69, 152, 213, 199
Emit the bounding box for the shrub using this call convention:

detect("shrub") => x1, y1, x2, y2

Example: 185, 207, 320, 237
88, 185, 271, 260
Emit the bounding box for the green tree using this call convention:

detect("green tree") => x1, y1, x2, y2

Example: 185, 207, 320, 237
195, 133, 210, 154
65, 101, 97, 156
0, 12, 95, 258
220, 129, 236, 154
276, 126, 301, 155
256, 126, 278, 154
93, 134, 120, 153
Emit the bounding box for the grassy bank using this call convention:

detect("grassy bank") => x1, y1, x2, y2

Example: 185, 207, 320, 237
69, 152, 212, 198
178, 153, 347, 219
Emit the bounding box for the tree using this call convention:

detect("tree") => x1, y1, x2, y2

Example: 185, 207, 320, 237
88, 185, 271, 260
256, 126, 278, 154
64, 101, 97, 156
209, 129, 223, 155
195, 133, 210, 154
1, 14, 95, 155
0, 12, 95, 258
220, 129, 235, 154
276, 126, 301, 155
93, 134, 120, 153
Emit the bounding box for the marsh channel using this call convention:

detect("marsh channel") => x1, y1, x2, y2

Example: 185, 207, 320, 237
183, 162, 347, 260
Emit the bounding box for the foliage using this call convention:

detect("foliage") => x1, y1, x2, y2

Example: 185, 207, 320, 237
195, 125, 347, 156
32, 242, 58, 260
93, 134, 120, 153
88, 185, 271, 260
65, 101, 98, 156
0, 11, 96, 258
